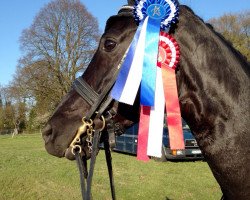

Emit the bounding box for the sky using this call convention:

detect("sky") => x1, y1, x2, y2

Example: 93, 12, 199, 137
0, 0, 249, 87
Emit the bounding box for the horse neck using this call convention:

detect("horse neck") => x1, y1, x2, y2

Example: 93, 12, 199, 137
174, 8, 250, 198
174, 6, 250, 136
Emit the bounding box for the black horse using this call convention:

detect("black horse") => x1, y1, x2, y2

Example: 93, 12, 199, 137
42, 1, 250, 199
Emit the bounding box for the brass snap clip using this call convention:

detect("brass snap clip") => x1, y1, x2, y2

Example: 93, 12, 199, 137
70, 117, 93, 155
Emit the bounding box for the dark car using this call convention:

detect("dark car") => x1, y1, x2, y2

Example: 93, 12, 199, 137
113, 121, 203, 161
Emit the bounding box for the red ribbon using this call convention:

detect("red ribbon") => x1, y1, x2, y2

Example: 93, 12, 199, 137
137, 106, 150, 161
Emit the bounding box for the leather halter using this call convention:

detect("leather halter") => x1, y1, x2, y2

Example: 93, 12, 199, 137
68, 5, 134, 200
70, 77, 118, 200
68, 47, 127, 200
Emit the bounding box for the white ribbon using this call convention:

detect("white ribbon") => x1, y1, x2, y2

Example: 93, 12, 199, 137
146, 66, 165, 157
118, 16, 149, 105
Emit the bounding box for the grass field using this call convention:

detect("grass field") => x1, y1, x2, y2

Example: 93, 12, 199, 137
0, 134, 222, 200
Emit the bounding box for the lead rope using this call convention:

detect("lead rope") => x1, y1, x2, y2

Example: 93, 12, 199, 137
85, 130, 102, 199
72, 76, 120, 199
75, 152, 86, 199
75, 129, 116, 200
104, 133, 116, 200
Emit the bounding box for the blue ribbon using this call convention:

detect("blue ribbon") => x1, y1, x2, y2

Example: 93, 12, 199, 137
111, 20, 144, 100
140, 17, 161, 106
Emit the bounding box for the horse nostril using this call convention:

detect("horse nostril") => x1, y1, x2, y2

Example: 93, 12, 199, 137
42, 124, 52, 143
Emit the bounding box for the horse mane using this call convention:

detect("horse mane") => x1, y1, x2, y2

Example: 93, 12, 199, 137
172, 5, 249, 137
179, 5, 250, 74
113, 4, 249, 74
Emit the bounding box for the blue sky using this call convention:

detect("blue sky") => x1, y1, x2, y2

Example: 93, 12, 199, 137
0, 0, 249, 86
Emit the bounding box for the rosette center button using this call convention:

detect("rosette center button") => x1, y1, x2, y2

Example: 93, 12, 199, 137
146, 4, 166, 20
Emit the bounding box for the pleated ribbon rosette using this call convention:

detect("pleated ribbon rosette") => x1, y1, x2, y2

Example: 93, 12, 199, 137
111, 0, 184, 161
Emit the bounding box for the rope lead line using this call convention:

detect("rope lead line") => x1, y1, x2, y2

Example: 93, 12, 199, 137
104, 135, 116, 200
75, 152, 86, 199
85, 130, 102, 200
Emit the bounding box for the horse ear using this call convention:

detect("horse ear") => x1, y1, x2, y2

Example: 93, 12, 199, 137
127, 0, 135, 5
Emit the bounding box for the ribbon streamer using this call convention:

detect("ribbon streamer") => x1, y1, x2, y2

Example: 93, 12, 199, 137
140, 17, 161, 106
111, 18, 145, 101
137, 106, 150, 161
115, 17, 148, 105
162, 68, 184, 150
147, 66, 165, 157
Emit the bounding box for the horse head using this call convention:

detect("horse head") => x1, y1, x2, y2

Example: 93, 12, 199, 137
42, 1, 139, 159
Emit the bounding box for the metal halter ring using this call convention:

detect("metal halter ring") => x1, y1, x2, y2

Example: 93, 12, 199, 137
99, 115, 106, 131
72, 144, 82, 155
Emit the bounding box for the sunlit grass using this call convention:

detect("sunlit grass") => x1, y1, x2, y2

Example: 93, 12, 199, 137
0, 134, 222, 200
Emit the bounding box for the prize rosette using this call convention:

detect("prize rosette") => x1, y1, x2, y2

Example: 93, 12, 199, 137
111, 0, 184, 161
158, 31, 184, 152
158, 32, 180, 69
134, 0, 179, 30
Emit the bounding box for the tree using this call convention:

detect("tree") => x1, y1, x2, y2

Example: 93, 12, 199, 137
16, 0, 100, 114
0, 88, 4, 130
0, 87, 15, 130
27, 107, 37, 133
209, 11, 250, 60
0, 86, 27, 133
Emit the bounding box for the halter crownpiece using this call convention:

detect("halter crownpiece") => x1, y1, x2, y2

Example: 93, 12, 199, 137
111, 0, 184, 161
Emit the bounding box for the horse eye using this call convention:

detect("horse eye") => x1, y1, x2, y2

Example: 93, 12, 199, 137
104, 39, 117, 51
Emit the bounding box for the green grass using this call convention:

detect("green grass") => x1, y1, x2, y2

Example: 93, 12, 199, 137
0, 134, 222, 200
